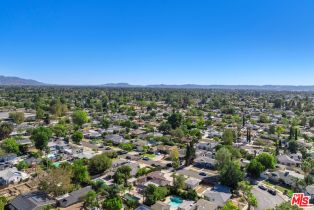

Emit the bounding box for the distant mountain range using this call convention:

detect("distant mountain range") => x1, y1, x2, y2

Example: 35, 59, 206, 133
0, 75, 44, 86
102, 83, 314, 91
2, 75, 314, 91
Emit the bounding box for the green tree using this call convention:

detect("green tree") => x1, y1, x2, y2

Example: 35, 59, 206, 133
101, 118, 111, 129
144, 184, 169, 206
221, 201, 241, 210
215, 147, 232, 169
36, 108, 45, 120
222, 129, 235, 145
113, 165, 131, 187
72, 131, 83, 144
9, 112, 25, 124
288, 140, 299, 154
53, 124, 67, 137
0, 122, 13, 140
31, 127, 52, 150
72, 110, 88, 127
0, 196, 7, 210
255, 153, 276, 169
84, 190, 98, 209
167, 112, 183, 129
220, 162, 244, 190
238, 181, 258, 210
158, 122, 172, 134
301, 157, 314, 174
17, 160, 29, 170
274, 201, 302, 210
102, 197, 122, 210
1, 138, 19, 154
185, 141, 196, 166
72, 159, 90, 185
88, 154, 112, 175
246, 159, 265, 178
170, 147, 180, 170
38, 167, 74, 197
186, 189, 198, 201
259, 114, 270, 123
172, 173, 186, 193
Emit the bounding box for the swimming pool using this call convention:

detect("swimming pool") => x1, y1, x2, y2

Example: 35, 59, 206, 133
169, 196, 183, 208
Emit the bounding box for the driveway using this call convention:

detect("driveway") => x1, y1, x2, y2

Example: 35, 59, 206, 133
252, 186, 285, 210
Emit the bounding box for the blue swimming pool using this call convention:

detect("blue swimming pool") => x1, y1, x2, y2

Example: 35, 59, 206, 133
169, 196, 183, 208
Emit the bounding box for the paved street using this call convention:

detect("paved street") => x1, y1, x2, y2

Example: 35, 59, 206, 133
252, 186, 285, 210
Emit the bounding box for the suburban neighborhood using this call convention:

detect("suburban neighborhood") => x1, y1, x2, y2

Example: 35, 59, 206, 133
0, 87, 312, 210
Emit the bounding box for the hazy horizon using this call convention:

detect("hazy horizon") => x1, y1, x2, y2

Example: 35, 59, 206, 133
1, 0, 314, 85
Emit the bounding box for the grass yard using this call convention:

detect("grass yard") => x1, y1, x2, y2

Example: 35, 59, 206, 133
142, 153, 156, 159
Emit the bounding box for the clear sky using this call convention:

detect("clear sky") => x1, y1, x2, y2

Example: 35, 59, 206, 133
1, 0, 314, 85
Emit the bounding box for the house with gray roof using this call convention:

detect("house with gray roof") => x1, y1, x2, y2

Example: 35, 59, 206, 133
203, 184, 231, 208
8, 191, 56, 210
193, 157, 216, 169
191, 198, 218, 210
57, 186, 92, 208
151, 201, 171, 210
105, 134, 125, 145
277, 154, 301, 166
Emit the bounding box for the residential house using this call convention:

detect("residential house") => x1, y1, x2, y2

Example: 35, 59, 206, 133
197, 142, 219, 152
193, 157, 216, 169
267, 169, 304, 187
0, 167, 29, 186
8, 191, 56, 210
191, 199, 218, 210
135, 205, 151, 210
136, 171, 171, 188
151, 201, 171, 210
105, 134, 125, 145
178, 200, 195, 210
185, 178, 201, 190
0, 153, 18, 164
203, 185, 231, 208
84, 130, 102, 139
57, 186, 92, 208
277, 155, 301, 167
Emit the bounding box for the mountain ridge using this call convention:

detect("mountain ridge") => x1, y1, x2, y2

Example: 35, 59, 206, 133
0, 75, 44, 86
2, 75, 314, 91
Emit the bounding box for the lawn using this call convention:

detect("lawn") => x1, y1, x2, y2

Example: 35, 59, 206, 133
262, 180, 294, 197
142, 153, 156, 159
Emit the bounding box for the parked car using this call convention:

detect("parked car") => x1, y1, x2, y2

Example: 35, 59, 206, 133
267, 189, 277, 195
118, 150, 128, 155
258, 185, 267, 191
142, 157, 150, 161
199, 172, 207, 176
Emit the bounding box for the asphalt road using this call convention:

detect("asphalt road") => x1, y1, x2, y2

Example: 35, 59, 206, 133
252, 186, 285, 210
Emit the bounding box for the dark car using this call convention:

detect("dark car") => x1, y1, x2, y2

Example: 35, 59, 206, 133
126, 156, 131, 160
199, 172, 207, 176
118, 150, 128, 155
267, 189, 277, 195
142, 157, 150, 161
258, 185, 267, 191
105, 147, 111, 150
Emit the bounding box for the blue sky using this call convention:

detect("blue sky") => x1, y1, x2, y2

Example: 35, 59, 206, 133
1, 0, 314, 85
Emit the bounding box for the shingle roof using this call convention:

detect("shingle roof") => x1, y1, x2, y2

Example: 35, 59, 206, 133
9, 192, 55, 210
